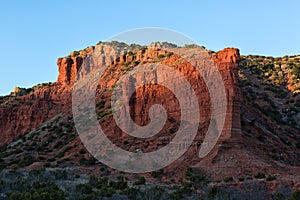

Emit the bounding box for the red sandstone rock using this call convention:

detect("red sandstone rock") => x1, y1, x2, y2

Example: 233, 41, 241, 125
1, 43, 300, 193
0, 44, 241, 148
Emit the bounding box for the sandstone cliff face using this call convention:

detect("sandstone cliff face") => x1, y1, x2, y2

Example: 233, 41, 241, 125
57, 57, 83, 85
0, 43, 241, 151
55, 44, 241, 142
212, 48, 241, 139
0, 85, 71, 146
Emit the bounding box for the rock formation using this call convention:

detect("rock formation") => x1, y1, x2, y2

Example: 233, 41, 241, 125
0, 43, 241, 150
2, 42, 300, 194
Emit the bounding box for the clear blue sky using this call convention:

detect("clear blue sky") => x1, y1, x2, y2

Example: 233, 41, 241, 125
1, 0, 299, 95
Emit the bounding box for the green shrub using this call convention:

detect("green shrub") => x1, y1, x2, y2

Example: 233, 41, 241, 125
100, 186, 114, 197
70, 51, 80, 57
151, 169, 164, 178
132, 60, 140, 66
127, 51, 134, 56
166, 52, 174, 57
111, 176, 128, 190
272, 192, 285, 200
168, 117, 176, 123
7, 191, 22, 200
171, 183, 192, 198
87, 156, 97, 165
18, 154, 35, 168
134, 176, 146, 185
157, 54, 165, 59
121, 62, 130, 67
76, 183, 93, 195
289, 190, 300, 200
293, 86, 300, 92
80, 157, 87, 165
98, 110, 112, 118
44, 162, 51, 167
56, 151, 65, 158
169, 127, 177, 134
54, 141, 64, 149
184, 44, 199, 48
52, 169, 68, 180
183, 168, 209, 191
224, 177, 234, 182
266, 175, 276, 181
79, 149, 86, 154
7, 182, 66, 200
96, 100, 106, 109
255, 172, 266, 179
238, 177, 245, 182
295, 99, 300, 107
0, 144, 7, 152
120, 187, 139, 197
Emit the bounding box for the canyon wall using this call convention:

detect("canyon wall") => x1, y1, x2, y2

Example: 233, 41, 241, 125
0, 43, 241, 147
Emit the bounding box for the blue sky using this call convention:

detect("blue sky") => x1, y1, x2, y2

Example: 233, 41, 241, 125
0, 0, 299, 95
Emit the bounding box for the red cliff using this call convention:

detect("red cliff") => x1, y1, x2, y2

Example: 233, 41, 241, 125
0, 43, 241, 151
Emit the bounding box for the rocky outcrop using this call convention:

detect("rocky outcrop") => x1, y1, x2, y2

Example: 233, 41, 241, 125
212, 48, 241, 140
0, 42, 241, 150
57, 57, 83, 85
13, 87, 26, 96
0, 85, 72, 146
